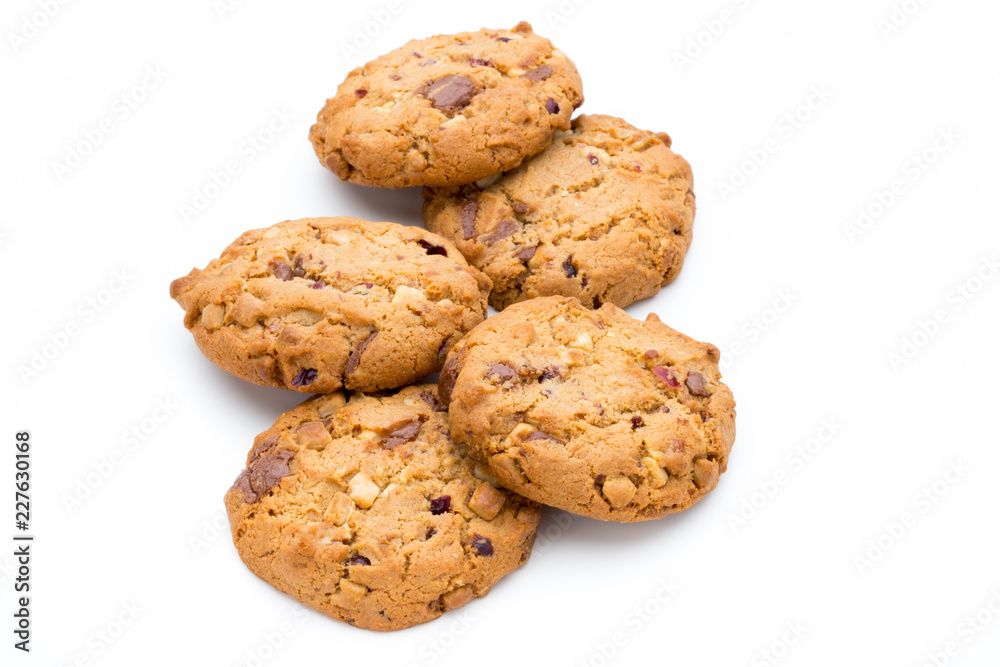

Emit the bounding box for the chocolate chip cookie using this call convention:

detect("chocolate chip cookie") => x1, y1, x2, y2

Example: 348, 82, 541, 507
439, 296, 735, 522
224, 386, 540, 631
309, 22, 584, 188
169, 217, 490, 393
423, 115, 696, 310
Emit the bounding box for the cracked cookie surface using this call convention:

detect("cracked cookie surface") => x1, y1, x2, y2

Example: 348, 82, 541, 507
439, 296, 735, 522
224, 386, 540, 632
309, 21, 584, 188
424, 115, 696, 310
169, 217, 491, 393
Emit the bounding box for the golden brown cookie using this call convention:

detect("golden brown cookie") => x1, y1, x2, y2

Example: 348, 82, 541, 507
169, 217, 490, 393
424, 115, 695, 310
309, 22, 584, 188
440, 297, 735, 522
224, 386, 540, 631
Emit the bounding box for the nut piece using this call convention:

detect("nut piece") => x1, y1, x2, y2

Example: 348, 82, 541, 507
230, 292, 266, 326
348, 473, 380, 508
296, 421, 332, 450
339, 579, 367, 603
316, 394, 347, 418
392, 285, 425, 303
641, 457, 669, 488
602, 476, 637, 509
692, 458, 719, 489
324, 492, 354, 526
467, 482, 506, 520
567, 332, 593, 351
201, 303, 225, 330
441, 585, 474, 611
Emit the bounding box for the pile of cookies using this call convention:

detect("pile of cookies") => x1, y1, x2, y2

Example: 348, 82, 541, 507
170, 22, 735, 632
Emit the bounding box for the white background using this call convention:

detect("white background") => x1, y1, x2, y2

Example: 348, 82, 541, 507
3, 1, 999, 665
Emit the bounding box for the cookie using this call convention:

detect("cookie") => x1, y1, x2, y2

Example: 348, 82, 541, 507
439, 296, 735, 522
169, 217, 490, 393
423, 115, 695, 310
309, 22, 584, 188
224, 386, 540, 631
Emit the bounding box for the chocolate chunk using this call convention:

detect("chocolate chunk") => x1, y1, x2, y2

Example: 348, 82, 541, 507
469, 57, 492, 67
631, 416, 645, 430
291, 368, 317, 387
521, 65, 553, 81
420, 391, 447, 412
515, 245, 537, 262
587, 153, 599, 165
458, 199, 479, 239
470, 534, 494, 556
652, 366, 680, 388
497, 36, 511, 42
291, 256, 307, 278
355, 89, 367, 98
538, 366, 561, 382
481, 219, 518, 246
486, 363, 517, 383
311, 280, 325, 289
438, 347, 467, 405
417, 75, 479, 111
686, 372, 710, 396
563, 256, 576, 278
545, 97, 560, 114
417, 239, 447, 256
580, 277, 588, 288
232, 442, 294, 503
645, 350, 660, 359
425, 527, 437, 539
594, 474, 606, 486
513, 201, 530, 215
389, 73, 402, 81
347, 555, 371, 566
592, 295, 603, 309
272, 260, 292, 281
429, 496, 451, 515
382, 420, 421, 448
345, 331, 376, 377
526, 430, 564, 444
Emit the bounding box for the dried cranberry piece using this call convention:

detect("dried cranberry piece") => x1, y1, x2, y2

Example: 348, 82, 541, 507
429, 496, 451, 515
470, 535, 494, 556
417, 239, 447, 256
563, 256, 576, 278
631, 416, 645, 430
355, 89, 368, 98
546, 97, 560, 114
587, 153, 599, 166
652, 366, 680, 388
347, 555, 370, 566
